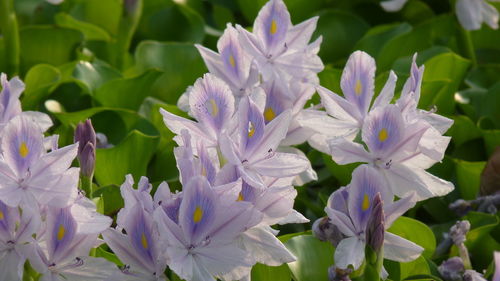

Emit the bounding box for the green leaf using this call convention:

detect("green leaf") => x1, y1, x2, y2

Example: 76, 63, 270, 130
453, 159, 486, 200
421, 52, 471, 115
94, 69, 163, 110
55, 13, 111, 41
387, 216, 436, 259
483, 129, 500, 155
22, 64, 61, 110
92, 184, 124, 216
72, 60, 122, 94
19, 26, 83, 73
284, 234, 334, 281
447, 116, 483, 148
355, 23, 412, 59
134, 41, 207, 104
70, 0, 122, 35
464, 212, 499, 250
95, 246, 123, 266
314, 9, 370, 64
95, 130, 160, 186
251, 263, 292, 281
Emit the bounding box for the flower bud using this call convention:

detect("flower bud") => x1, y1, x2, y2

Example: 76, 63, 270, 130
463, 270, 487, 281
74, 119, 97, 178
366, 193, 385, 254
328, 266, 352, 281
438, 257, 464, 281
312, 216, 345, 247
450, 220, 470, 246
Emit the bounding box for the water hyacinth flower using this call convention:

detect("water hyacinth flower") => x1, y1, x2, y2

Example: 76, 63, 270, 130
381, 0, 500, 30
0, 201, 40, 281
325, 165, 422, 270
154, 176, 262, 281
0, 74, 52, 137
300, 51, 397, 152
27, 197, 115, 281
103, 176, 167, 280
195, 24, 259, 100
0, 116, 79, 208
329, 104, 454, 200
161, 74, 235, 149
219, 96, 309, 188
494, 251, 500, 281
237, 0, 324, 84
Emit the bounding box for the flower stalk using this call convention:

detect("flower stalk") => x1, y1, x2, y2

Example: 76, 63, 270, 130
0, 0, 20, 75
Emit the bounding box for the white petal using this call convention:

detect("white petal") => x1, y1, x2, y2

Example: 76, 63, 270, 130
381, 0, 409, 12
334, 237, 365, 269
383, 232, 423, 262
329, 138, 371, 165
372, 71, 397, 110
456, 0, 483, 30
241, 227, 296, 266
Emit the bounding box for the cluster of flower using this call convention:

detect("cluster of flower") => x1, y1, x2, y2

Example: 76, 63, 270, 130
310, 51, 455, 273
0, 74, 119, 280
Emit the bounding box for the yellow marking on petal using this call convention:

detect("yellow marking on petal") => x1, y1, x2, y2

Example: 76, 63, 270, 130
201, 166, 207, 177
248, 122, 255, 138
378, 128, 388, 142
264, 107, 276, 122
193, 206, 203, 223
0, 211, 4, 220
141, 233, 148, 249
237, 192, 244, 201
207, 99, 219, 117
19, 142, 29, 158
229, 55, 236, 68
57, 224, 65, 241
361, 194, 370, 211
270, 19, 278, 35
355, 80, 362, 96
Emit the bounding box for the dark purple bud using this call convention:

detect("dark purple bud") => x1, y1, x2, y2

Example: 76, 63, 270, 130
312, 217, 345, 247
450, 220, 470, 246
328, 266, 352, 281
438, 257, 464, 281
480, 146, 500, 196
74, 119, 97, 178
463, 270, 487, 281
366, 192, 385, 254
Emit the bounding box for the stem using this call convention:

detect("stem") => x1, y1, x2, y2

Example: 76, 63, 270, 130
80, 175, 93, 198
457, 27, 477, 67
0, 0, 20, 75
112, 0, 143, 69
458, 243, 472, 270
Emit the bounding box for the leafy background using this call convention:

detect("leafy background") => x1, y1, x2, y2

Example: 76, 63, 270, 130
1, 0, 500, 280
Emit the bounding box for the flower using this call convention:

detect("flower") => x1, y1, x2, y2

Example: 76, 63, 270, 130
0, 116, 79, 208
74, 119, 97, 178
329, 104, 454, 200
154, 176, 262, 281
237, 0, 323, 84
325, 165, 422, 270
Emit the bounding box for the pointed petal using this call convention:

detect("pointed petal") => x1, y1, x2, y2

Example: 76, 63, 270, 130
329, 138, 371, 165
252, 152, 309, 178
456, 0, 483, 30
372, 70, 397, 110
241, 227, 296, 266
334, 237, 365, 269
253, 0, 291, 52
383, 232, 423, 262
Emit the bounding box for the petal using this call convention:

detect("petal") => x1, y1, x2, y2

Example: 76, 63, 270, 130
481, 1, 499, 29
46, 207, 77, 262
102, 229, 154, 273
334, 237, 365, 270
58, 257, 119, 281
253, 0, 291, 52
329, 138, 371, 165
456, 0, 483, 30
347, 165, 390, 232
340, 51, 376, 117
286, 16, 319, 50
241, 227, 296, 266
362, 105, 405, 157
1, 116, 44, 177
217, 24, 251, 85
179, 176, 217, 244
372, 70, 397, 110
383, 232, 423, 262
384, 192, 417, 228
252, 152, 309, 178
239, 97, 265, 155
316, 85, 360, 123
159, 108, 216, 146
380, 0, 409, 12
325, 207, 356, 237
189, 74, 235, 134
0, 249, 24, 281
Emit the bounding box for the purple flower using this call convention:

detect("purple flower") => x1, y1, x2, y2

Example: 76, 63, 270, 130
325, 165, 422, 269
0, 116, 79, 208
